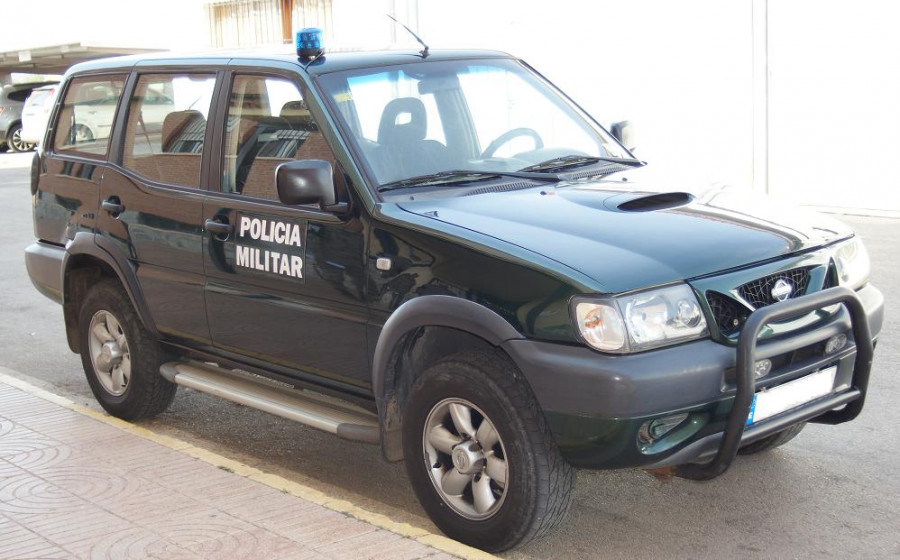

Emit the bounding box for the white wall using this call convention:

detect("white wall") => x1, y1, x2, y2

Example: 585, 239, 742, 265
332, 0, 900, 215
0, 0, 211, 52
767, 0, 900, 215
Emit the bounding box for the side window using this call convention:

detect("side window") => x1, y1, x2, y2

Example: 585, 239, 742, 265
223, 74, 340, 201
123, 73, 216, 188
53, 75, 126, 158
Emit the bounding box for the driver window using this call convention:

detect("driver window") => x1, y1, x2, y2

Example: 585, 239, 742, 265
458, 66, 597, 158
222, 75, 341, 201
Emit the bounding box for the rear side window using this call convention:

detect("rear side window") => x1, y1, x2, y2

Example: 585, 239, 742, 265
53, 75, 126, 158
8, 89, 31, 102
122, 73, 216, 188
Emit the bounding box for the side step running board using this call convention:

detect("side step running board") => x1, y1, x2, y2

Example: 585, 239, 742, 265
160, 361, 379, 444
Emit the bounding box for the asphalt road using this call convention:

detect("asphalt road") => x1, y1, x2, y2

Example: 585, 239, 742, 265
1, 150, 898, 559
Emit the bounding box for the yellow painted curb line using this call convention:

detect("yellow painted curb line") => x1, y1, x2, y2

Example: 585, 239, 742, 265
0, 370, 501, 560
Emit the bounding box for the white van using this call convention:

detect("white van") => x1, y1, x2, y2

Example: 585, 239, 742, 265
21, 84, 59, 145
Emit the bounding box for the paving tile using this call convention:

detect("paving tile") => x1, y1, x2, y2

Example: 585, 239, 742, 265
185, 526, 305, 560
280, 514, 380, 548
316, 529, 432, 560
148, 506, 257, 544
0, 514, 73, 560
0, 379, 460, 560
215, 487, 322, 523
0, 422, 63, 458
3, 444, 75, 471
38, 464, 142, 502
77, 527, 202, 560
99, 480, 205, 524
14, 505, 132, 551
0, 472, 87, 516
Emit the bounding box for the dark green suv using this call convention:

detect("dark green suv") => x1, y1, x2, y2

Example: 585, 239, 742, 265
24, 47, 883, 551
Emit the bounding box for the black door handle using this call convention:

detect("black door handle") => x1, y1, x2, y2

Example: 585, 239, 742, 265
205, 218, 234, 235
101, 198, 125, 215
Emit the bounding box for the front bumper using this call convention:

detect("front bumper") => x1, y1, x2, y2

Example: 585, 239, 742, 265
503, 284, 883, 472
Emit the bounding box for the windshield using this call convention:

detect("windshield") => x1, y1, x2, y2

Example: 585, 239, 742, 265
317, 58, 631, 189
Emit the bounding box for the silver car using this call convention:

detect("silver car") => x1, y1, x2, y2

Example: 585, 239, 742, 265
0, 81, 58, 152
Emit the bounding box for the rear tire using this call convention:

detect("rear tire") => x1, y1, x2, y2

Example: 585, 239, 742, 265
8, 123, 33, 152
78, 279, 176, 420
738, 422, 806, 455
402, 351, 575, 552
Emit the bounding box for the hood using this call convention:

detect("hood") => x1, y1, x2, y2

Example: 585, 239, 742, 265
395, 169, 852, 293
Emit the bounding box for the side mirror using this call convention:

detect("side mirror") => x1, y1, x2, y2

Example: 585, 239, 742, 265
275, 160, 347, 212
610, 120, 636, 152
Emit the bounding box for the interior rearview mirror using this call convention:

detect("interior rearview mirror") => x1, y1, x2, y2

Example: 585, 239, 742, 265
275, 160, 346, 212
610, 120, 636, 152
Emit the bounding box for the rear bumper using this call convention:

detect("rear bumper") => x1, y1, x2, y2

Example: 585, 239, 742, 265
25, 241, 65, 303
503, 284, 883, 471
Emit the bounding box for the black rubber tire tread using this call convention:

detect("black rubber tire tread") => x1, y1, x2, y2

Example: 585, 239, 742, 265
402, 350, 575, 552
7, 123, 26, 152
78, 279, 176, 420
738, 422, 806, 455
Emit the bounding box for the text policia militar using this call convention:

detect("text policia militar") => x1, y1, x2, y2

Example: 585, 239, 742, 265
235, 216, 304, 279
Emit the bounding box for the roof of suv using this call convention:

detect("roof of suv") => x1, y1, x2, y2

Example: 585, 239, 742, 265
1, 81, 59, 104
64, 48, 513, 77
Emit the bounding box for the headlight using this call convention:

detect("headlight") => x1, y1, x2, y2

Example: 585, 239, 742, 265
573, 284, 708, 353
833, 237, 870, 290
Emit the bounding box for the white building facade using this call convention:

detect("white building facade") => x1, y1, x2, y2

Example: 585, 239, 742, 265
2, 0, 897, 215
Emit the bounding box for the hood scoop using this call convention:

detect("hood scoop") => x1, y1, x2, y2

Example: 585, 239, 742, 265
617, 191, 693, 212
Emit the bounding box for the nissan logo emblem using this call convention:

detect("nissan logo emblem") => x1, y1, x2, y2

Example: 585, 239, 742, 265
771, 278, 794, 302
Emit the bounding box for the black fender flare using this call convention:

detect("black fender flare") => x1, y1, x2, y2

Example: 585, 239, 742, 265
63, 232, 158, 337
372, 295, 524, 402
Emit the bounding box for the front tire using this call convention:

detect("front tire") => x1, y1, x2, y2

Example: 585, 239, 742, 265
78, 279, 176, 420
402, 351, 575, 551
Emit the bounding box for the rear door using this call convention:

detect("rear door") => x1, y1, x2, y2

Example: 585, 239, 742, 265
36, 75, 127, 247
202, 70, 370, 390
97, 70, 219, 346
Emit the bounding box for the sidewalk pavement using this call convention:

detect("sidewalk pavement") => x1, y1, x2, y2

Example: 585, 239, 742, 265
0, 374, 480, 560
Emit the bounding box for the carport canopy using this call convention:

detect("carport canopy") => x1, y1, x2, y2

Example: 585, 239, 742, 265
0, 43, 161, 80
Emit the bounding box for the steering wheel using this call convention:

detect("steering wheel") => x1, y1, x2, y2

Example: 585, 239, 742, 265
481, 128, 544, 158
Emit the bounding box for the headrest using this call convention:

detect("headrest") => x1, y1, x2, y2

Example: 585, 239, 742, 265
162, 110, 204, 152
280, 100, 308, 118
378, 97, 427, 145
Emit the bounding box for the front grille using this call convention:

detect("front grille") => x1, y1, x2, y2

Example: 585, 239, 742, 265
706, 291, 750, 335
737, 267, 812, 308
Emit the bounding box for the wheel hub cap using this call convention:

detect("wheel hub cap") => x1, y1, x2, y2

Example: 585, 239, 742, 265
96, 341, 123, 372
88, 310, 130, 396
451, 440, 484, 475
422, 398, 509, 520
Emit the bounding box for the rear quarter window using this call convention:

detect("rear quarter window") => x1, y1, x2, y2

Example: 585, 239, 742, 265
53, 75, 127, 159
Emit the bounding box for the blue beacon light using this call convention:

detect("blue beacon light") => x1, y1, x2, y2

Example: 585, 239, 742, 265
296, 28, 323, 61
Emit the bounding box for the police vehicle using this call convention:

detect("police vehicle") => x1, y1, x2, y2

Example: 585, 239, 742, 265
24, 29, 883, 551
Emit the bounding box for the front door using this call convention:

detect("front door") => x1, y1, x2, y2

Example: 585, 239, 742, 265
202, 72, 369, 389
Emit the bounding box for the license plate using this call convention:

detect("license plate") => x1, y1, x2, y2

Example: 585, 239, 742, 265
747, 366, 837, 425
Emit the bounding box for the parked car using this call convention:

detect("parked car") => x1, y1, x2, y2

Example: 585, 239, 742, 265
20, 84, 60, 146
24, 42, 882, 552
0, 81, 58, 152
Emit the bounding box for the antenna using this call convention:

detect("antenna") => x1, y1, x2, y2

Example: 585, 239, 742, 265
387, 14, 429, 58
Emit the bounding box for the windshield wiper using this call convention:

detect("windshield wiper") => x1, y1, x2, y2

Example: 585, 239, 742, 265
519, 155, 644, 173
378, 169, 562, 192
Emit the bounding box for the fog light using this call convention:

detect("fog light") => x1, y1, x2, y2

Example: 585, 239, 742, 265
638, 413, 689, 444
753, 359, 772, 378
825, 333, 848, 355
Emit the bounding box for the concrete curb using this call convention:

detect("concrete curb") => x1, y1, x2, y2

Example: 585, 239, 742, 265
0, 368, 501, 560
